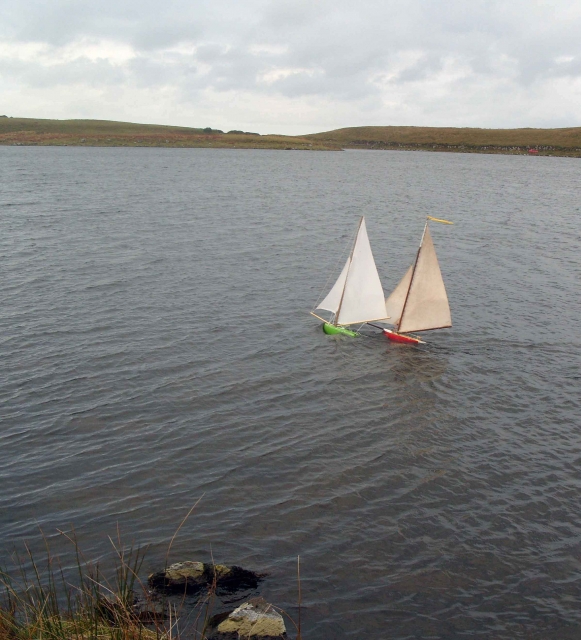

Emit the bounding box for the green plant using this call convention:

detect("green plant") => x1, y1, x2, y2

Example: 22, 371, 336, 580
0, 504, 298, 640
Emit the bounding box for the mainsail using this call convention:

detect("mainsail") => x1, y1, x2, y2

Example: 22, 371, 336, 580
384, 265, 413, 326
387, 223, 452, 333
316, 217, 389, 326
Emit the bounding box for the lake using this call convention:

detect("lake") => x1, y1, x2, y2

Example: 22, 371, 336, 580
1, 146, 580, 639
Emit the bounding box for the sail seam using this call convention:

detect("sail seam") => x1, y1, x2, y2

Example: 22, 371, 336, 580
335, 216, 364, 325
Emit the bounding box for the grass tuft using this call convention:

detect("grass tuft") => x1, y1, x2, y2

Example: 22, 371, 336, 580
0, 527, 218, 640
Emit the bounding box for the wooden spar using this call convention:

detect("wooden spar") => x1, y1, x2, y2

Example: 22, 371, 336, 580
336, 315, 391, 326
396, 220, 428, 332
427, 215, 454, 225
334, 216, 363, 326
310, 312, 329, 323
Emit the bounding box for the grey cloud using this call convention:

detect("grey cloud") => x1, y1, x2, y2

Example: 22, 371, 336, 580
195, 44, 229, 63
1, 57, 127, 88
130, 25, 203, 51
261, 0, 334, 30
270, 71, 380, 101
1, 0, 581, 129
1, 0, 205, 48
395, 56, 446, 84
553, 58, 581, 78
126, 56, 199, 88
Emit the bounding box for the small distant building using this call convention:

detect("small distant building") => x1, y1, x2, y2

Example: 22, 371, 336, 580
528, 148, 539, 154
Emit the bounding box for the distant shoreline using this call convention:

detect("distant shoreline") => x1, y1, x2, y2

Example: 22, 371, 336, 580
1, 117, 580, 157
308, 125, 581, 158
341, 143, 581, 157
0, 117, 340, 151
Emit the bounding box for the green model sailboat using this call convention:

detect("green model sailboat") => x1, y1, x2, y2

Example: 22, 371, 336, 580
311, 217, 390, 336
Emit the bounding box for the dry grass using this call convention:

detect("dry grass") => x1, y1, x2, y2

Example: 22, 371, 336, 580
0, 118, 339, 150
305, 125, 581, 156
3, 117, 581, 156
0, 528, 217, 640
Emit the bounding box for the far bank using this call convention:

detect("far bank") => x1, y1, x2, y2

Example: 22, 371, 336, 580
305, 125, 581, 157
1, 117, 580, 157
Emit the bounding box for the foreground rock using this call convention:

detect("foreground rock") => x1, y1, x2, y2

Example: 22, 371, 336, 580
211, 598, 286, 638
148, 561, 262, 594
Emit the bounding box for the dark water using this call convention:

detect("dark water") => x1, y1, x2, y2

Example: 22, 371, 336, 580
1, 147, 580, 639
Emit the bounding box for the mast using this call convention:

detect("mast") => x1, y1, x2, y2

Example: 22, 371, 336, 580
334, 216, 364, 326
396, 220, 428, 331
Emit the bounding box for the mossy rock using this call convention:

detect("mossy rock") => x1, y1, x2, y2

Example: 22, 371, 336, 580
148, 561, 262, 594
210, 598, 286, 638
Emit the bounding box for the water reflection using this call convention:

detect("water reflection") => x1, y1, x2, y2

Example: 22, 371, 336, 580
387, 339, 450, 384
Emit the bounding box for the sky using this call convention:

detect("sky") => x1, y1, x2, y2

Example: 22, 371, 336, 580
1, 0, 581, 135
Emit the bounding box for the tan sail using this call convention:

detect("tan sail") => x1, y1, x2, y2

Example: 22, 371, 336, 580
397, 224, 451, 333
384, 265, 413, 326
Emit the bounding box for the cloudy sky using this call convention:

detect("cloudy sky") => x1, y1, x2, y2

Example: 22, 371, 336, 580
1, 0, 580, 134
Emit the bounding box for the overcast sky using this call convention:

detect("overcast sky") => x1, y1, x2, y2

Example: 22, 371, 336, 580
1, 0, 580, 134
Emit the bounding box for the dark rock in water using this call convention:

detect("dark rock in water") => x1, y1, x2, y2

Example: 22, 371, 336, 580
148, 561, 263, 594
217, 564, 264, 593
131, 593, 168, 622
210, 597, 286, 638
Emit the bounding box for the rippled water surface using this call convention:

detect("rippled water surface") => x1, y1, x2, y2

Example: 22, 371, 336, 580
1, 147, 581, 639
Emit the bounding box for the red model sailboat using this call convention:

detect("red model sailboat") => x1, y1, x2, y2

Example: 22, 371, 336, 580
383, 216, 452, 345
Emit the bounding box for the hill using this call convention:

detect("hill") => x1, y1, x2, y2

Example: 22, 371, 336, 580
2, 118, 581, 156
305, 126, 581, 157
0, 117, 339, 150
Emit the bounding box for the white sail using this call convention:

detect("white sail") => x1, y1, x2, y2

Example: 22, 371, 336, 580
336, 218, 389, 325
316, 258, 350, 313
384, 265, 413, 326
398, 225, 451, 333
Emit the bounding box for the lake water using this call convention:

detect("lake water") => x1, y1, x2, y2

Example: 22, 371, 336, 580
1, 147, 580, 639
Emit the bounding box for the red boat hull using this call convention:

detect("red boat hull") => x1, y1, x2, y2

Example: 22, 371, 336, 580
383, 329, 424, 345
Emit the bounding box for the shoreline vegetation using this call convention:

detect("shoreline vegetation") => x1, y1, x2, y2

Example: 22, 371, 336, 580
1, 117, 580, 157
0, 529, 295, 640
307, 125, 581, 157
0, 117, 337, 151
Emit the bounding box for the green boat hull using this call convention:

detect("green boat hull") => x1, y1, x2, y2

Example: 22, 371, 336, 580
322, 323, 359, 337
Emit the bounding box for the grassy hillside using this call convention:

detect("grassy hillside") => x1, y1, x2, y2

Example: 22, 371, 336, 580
0, 117, 340, 150
305, 125, 581, 157
2, 118, 581, 156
